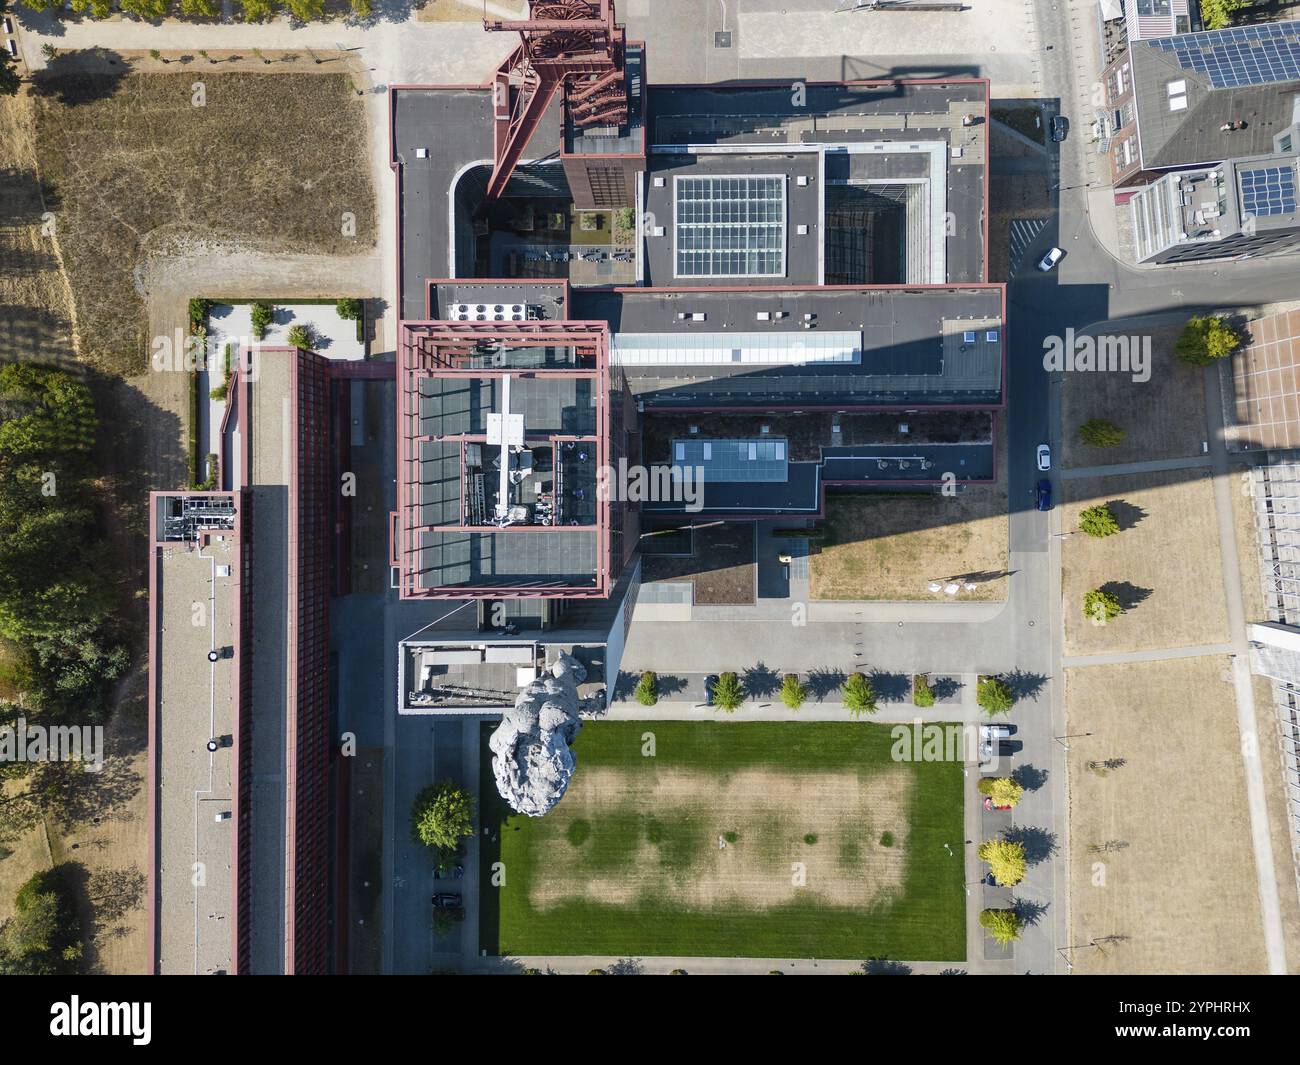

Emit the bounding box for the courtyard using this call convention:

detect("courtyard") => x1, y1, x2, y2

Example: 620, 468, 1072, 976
478, 720, 965, 961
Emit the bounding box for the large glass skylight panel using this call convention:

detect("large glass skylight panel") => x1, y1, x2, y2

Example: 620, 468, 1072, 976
1240, 165, 1298, 217
612, 330, 861, 366
673, 175, 786, 277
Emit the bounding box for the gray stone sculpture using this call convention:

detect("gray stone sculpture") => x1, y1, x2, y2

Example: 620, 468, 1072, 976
489, 651, 586, 817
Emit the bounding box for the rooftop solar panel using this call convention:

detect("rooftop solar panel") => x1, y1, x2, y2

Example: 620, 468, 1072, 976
1149, 21, 1300, 88
1240, 165, 1298, 217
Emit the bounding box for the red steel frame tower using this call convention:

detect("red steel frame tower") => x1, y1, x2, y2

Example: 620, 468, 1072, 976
483, 0, 628, 202
394, 318, 614, 599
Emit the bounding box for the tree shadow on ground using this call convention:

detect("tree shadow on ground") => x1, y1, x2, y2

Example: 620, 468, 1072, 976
860, 958, 912, 975
1002, 669, 1048, 702
1012, 764, 1049, 792
1104, 499, 1147, 532
612, 670, 636, 701
806, 667, 846, 701
741, 663, 779, 699
1099, 580, 1153, 611
937, 967, 967, 975
931, 675, 962, 701
606, 957, 644, 975
1011, 896, 1050, 926
1003, 825, 1058, 865
32, 56, 129, 106
658, 675, 687, 697
868, 669, 910, 703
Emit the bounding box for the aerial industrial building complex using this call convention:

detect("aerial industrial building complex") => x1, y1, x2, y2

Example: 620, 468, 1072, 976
148, 0, 1004, 972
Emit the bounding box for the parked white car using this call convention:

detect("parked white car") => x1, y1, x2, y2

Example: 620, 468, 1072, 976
1037, 246, 1064, 271
1036, 443, 1051, 471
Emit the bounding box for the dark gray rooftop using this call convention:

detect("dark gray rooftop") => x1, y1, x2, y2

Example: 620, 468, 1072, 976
574, 286, 1003, 407
417, 529, 598, 590
1132, 37, 1300, 170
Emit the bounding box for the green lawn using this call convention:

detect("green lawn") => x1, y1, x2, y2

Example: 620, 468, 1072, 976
479, 721, 965, 961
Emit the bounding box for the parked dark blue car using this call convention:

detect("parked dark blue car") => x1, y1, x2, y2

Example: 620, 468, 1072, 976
1036, 479, 1052, 512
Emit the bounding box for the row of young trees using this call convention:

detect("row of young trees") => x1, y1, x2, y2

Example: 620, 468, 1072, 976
631, 669, 1017, 717
0, 364, 128, 845
19, 0, 373, 20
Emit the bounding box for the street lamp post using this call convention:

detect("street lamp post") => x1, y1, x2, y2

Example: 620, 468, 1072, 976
1053, 731, 1093, 750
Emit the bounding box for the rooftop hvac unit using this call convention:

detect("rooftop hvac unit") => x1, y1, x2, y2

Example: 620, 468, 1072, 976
216, 564, 232, 577
450, 303, 530, 322
899, 423, 909, 434
688, 425, 699, 434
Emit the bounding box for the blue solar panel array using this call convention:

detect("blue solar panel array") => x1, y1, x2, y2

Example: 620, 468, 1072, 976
1149, 22, 1300, 88
1240, 166, 1298, 217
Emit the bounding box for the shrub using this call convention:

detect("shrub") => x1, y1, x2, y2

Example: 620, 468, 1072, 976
712, 672, 743, 712
187, 297, 213, 330
912, 674, 935, 708
1175, 314, 1241, 366
432, 906, 464, 937
843, 672, 877, 718
1078, 504, 1119, 538
976, 676, 1014, 717
633, 670, 657, 707
286, 323, 313, 351
779, 673, 806, 711
335, 297, 363, 321
977, 838, 1027, 886
803, 833, 818, 845
1084, 588, 1123, 623
250, 301, 273, 339
1078, 418, 1124, 448
879, 831, 894, 847
979, 908, 1024, 945
410, 780, 475, 850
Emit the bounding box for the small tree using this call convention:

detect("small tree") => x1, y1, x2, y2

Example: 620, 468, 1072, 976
912, 674, 935, 708
842, 672, 877, 718
1084, 588, 1123, 624
977, 838, 1027, 886
979, 908, 1024, 945
1175, 314, 1241, 366
187, 297, 213, 329
712, 672, 743, 712
1078, 418, 1124, 448
242, 0, 279, 23
977, 777, 1024, 808
250, 300, 274, 339
350, 0, 372, 14
976, 676, 1014, 717
1200, 0, 1246, 30
779, 673, 807, 711
411, 780, 475, 851
1079, 504, 1120, 538
286, 323, 313, 351
633, 671, 658, 707
336, 297, 363, 321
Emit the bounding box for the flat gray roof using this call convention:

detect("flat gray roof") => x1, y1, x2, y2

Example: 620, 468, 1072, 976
154, 528, 238, 975
576, 286, 1002, 407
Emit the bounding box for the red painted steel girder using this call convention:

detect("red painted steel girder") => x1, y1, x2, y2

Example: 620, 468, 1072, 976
483, 0, 626, 201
